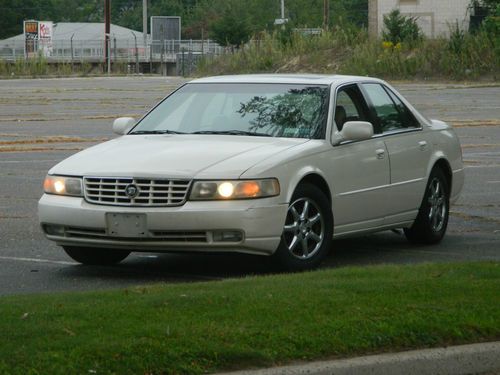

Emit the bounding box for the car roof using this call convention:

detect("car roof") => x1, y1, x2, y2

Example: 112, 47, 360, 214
189, 74, 384, 86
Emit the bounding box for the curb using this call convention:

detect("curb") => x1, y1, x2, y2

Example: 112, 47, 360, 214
219, 342, 500, 375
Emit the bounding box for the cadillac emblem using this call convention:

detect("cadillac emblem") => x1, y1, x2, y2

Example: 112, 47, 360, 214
125, 184, 139, 198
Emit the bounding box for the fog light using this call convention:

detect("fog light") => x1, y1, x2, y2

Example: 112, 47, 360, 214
44, 224, 65, 236
212, 230, 243, 242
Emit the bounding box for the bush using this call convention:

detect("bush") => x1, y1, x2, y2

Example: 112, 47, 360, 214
483, 4, 500, 58
448, 22, 466, 54
382, 9, 423, 46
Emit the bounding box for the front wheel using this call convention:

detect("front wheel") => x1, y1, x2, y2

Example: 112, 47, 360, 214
404, 168, 450, 244
63, 246, 130, 265
272, 183, 333, 271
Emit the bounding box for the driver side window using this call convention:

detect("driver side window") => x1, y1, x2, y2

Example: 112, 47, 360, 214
362, 83, 418, 132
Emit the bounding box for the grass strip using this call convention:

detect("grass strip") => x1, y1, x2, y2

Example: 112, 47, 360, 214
0, 262, 498, 374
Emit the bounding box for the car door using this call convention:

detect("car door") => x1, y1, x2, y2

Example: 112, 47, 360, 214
329, 84, 390, 235
361, 83, 431, 224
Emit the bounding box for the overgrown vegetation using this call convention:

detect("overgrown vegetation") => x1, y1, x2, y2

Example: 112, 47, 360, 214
197, 28, 499, 80
196, 7, 500, 81
0, 262, 498, 374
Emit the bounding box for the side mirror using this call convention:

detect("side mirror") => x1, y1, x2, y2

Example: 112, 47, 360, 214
112, 117, 135, 135
340, 121, 374, 142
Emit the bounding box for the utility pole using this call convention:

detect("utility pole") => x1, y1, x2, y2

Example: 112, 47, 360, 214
274, 0, 287, 27
104, 0, 111, 73
323, 0, 329, 30
143, 0, 147, 47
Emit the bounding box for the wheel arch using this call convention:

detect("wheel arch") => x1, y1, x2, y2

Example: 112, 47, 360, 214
286, 168, 333, 209
429, 156, 453, 195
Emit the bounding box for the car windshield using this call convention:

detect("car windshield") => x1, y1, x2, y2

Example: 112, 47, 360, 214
131, 83, 330, 139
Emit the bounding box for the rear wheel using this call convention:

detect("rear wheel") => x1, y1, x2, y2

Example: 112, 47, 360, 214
63, 246, 130, 265
404, 168, 450, 244
272, 183, 333, 271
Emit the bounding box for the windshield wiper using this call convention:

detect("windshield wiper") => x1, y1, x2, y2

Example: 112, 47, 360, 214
129, 130, 186, 135
191, 130, 272, 137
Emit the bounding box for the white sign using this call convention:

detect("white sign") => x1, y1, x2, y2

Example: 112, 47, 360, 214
38, 21, 53, 57
274, 18, 289, 25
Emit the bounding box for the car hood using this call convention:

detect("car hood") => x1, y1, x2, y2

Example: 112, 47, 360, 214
49, 135, 310, 179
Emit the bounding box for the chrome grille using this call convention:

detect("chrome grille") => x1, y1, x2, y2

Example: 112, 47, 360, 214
83, 177, 191, 206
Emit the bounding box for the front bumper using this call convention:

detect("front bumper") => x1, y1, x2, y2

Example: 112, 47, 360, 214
38, 194, 288, 256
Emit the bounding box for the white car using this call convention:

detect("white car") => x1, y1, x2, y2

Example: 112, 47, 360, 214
38, 74, 464, 270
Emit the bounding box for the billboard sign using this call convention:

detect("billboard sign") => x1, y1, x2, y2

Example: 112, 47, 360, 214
24, 20, 38, 57
23, 20, 53, 57
151, 16, 181, 54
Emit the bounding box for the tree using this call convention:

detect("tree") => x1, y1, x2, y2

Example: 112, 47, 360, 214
210, 9, 252, 48
382, 9, 423, 46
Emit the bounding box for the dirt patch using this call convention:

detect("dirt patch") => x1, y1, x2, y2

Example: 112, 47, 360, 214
461, 144, 499, 149
0, 146, 85, 153
450, 119, 500, 128
0, 136, 108, 146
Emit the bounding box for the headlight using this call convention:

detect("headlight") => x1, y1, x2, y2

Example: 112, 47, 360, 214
43, 175, 83, 197
190, 179, 280, 200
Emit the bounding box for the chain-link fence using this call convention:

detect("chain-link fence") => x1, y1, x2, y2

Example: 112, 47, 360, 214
0, 39, 225, 63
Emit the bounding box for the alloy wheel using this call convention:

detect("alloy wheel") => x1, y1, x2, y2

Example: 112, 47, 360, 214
282, 197, 325, 259
427, 177, 447, 232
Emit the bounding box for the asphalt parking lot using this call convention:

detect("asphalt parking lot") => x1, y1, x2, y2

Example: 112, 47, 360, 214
0, 77, 499, 296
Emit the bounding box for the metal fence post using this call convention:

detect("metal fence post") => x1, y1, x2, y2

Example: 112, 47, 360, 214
181, 47, 185, 77
149, 40, 153, 73
130, 31, 139, 74
113, 37, 117, 67
70, 33, 75, 71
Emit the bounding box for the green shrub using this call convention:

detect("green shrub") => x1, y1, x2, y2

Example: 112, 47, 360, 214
483, 4, 500, 59
448, 22, 466, 54
382, 9, 423, 47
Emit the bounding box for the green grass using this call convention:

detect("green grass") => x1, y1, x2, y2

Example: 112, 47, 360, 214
0, 262, 499, 374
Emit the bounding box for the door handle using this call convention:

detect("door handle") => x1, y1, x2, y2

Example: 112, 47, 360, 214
418, 141, 428, 151
375, 148, 385, 159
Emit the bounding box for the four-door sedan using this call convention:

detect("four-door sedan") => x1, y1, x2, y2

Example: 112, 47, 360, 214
39, 74, 464, 271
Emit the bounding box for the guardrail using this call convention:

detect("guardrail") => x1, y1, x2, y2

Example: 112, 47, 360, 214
0, 39, 225, 63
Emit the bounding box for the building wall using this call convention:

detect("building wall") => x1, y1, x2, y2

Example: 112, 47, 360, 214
369, 0, 471, 38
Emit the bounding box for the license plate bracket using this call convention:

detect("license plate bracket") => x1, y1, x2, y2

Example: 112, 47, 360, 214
106, 213, 148, 238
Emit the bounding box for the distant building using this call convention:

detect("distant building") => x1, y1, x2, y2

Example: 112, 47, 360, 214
0, 22, 145, 60
368, 0, 471, 38
0, 20, 222, 70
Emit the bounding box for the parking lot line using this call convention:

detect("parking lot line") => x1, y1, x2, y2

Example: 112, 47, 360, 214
0, 255, 76, 265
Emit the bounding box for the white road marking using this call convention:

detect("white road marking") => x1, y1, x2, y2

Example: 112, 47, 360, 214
0, 255, 76, 265
487, 181, 500, 184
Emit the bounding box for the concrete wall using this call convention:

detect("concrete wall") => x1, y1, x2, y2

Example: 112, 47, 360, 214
369, 0, 471, 38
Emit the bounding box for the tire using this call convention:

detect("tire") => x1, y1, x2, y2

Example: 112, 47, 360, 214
272, 183, 333, 271
404, 168, 450, 244
63, 246, 130, 265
